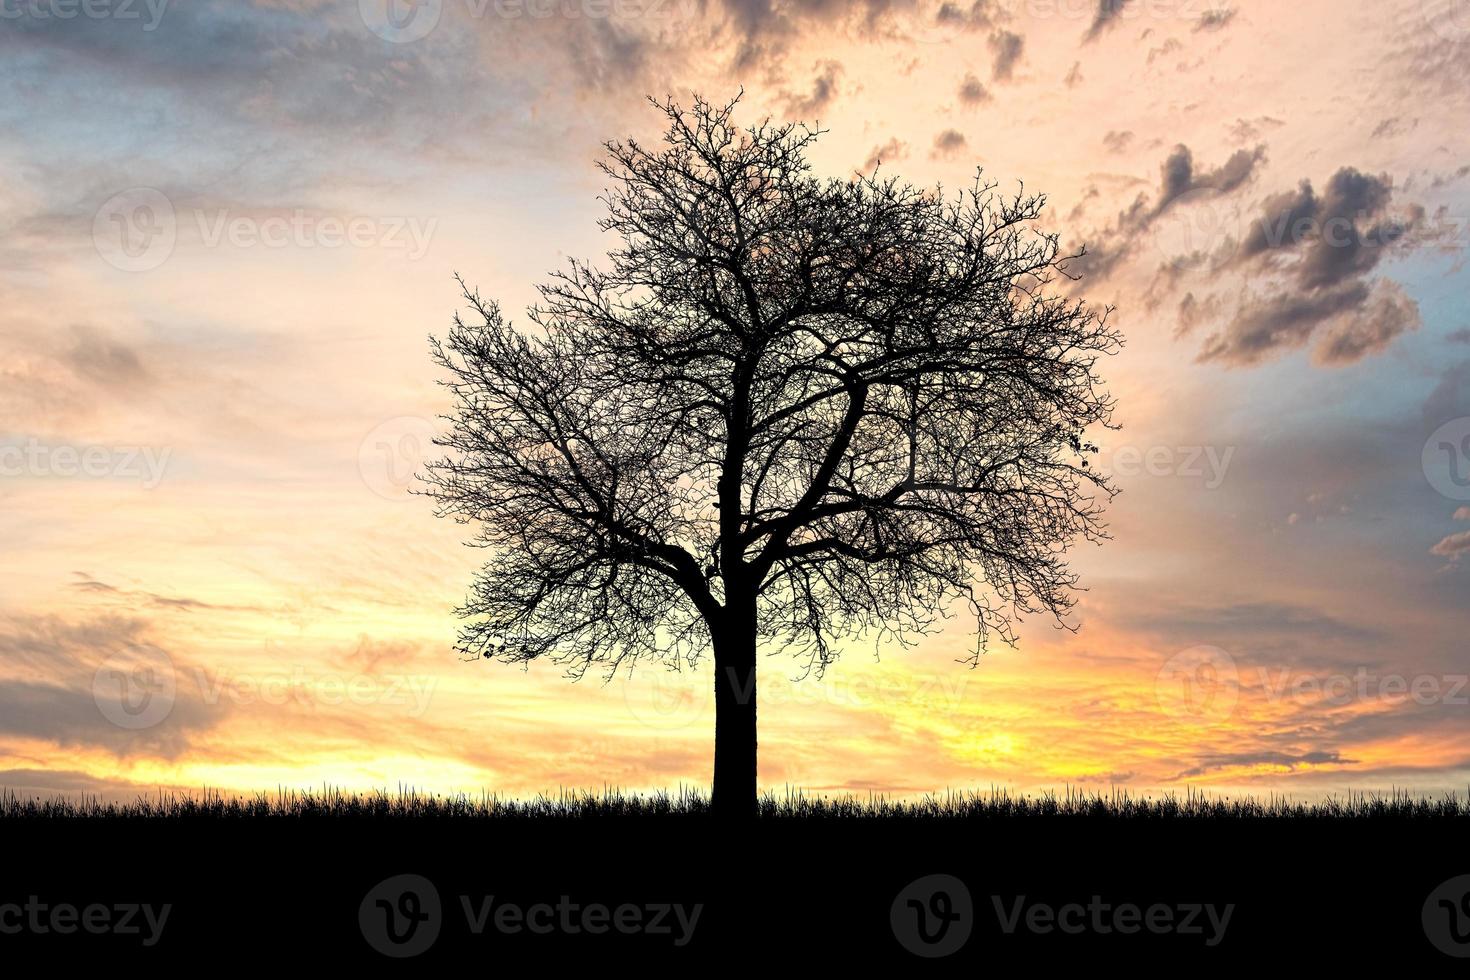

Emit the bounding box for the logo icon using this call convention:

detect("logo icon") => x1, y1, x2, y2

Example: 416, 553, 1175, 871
1155, 645, 1238, 722
1423, 874, 1470, 957
93, 187, 176, 272
890, 873, 973, 957
1424, 418, 1470, 501
1149, 188, 1243, 272
360, 874, 442, 957
359, 0, 442, 43
92, 644, 177, 729
359, 416, 437, 500
623, 669, 710, 730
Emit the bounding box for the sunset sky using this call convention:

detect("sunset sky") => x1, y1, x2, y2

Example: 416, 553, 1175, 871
3, 0, 1470, 802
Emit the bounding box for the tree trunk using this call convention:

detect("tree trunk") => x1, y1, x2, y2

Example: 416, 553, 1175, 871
711, 599, 758, 818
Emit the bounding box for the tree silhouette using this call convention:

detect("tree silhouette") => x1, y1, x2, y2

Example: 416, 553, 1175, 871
425, 94, 1120, 817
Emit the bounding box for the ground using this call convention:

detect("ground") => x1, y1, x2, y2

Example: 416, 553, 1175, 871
3, 790, 1464, 964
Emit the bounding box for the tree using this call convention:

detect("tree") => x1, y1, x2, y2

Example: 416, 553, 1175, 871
424, 94, 1120, 818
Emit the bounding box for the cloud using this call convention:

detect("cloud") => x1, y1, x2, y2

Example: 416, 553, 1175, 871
1103, 130, 1133, 153
1070, 142, 1266, 285
958, 72, 990, 105
1156, 143, 1266, 211
1122, 601, 1381, 649
1084, 0, 1132, 42
989, 29, 1024, 81
1194, 8, 1237, 32
782, 60, 844, 117
1194, 168, 1423, 366
862, 138, 909, 171
934, 0, 999, 33
1455, 507, 1470, 520
1431, 530, 1470, 560
1177, 750, 1350, 779
68, 573, 252, 613
931, 129, 968, 158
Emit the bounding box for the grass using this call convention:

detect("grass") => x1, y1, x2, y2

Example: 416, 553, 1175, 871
4, 785, 1469, 821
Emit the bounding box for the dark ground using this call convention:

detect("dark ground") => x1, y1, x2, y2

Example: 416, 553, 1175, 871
4, 793, 1468, 965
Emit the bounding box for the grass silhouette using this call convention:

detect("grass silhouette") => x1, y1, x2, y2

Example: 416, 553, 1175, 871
5, 785, 1469, 821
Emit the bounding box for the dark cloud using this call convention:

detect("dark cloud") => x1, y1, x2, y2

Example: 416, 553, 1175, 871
935, 0, 999, 32
1084, 0, 1132, 42
1123, 601, 1381, 648
958, 72, 990, 105
931, 129, 968, 158
68, 573, 250, 613
988, 29, 1024, 81
1196, 168, 1423, 366
1103, 130, 1134, 153
1194, 8, 1237, 32
64, 325, 150, 389
1177, 750, 1349, 779
782, 60, 844, 117
862, 138, 909, 172
1156, 143, 1267, 211
0, 679, 218, 759
1069, 142, 1266, 286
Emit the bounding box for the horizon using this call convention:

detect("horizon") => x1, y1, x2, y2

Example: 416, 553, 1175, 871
4, 0, 1470, 805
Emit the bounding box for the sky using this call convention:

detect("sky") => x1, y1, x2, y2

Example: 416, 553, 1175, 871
3, 0, 1470, 802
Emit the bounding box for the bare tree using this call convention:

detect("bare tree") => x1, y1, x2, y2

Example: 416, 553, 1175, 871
425, 93, 1120, 817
